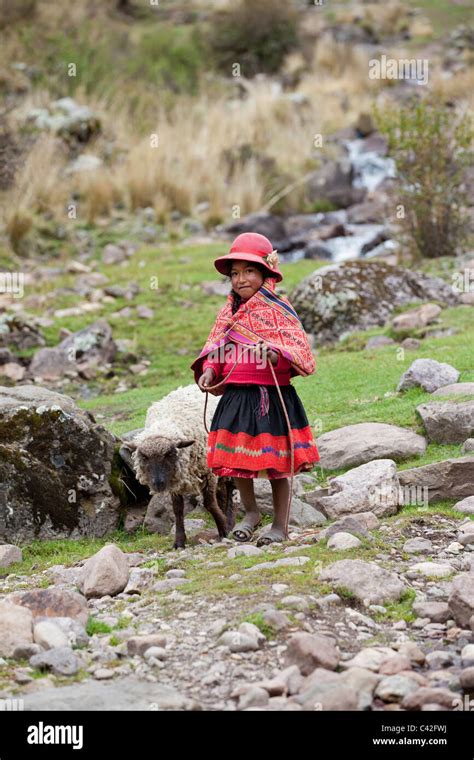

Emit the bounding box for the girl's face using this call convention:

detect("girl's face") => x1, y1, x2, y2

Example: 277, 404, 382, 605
229, 260, 264, 300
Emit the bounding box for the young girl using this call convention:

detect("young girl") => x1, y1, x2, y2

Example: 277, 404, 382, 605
191, 232, 320, 546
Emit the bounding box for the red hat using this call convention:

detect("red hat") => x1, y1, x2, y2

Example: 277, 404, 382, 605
214, 232, 283, 283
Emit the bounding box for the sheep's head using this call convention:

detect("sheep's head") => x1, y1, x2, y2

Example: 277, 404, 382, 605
125, 435, 195, 493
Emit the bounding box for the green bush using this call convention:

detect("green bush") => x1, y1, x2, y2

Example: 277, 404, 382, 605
209, 0, 300, 77
374, 96, 473, 261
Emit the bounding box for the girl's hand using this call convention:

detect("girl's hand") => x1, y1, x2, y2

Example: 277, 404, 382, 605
254, 339, 279, 366
198, 368, 221, 395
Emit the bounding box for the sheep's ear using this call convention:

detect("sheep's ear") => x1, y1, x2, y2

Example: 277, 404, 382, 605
122, 440, 138, 451
176, 439, 195, 449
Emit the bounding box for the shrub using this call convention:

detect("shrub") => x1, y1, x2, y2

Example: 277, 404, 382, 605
209, 0, 300, 77
374, 96, 473, 261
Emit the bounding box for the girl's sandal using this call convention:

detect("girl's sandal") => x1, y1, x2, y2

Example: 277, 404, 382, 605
231, 520, 261, 542
256, 528, 286, 547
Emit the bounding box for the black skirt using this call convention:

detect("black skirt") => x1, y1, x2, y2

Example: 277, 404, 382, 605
207, 383, 320, 479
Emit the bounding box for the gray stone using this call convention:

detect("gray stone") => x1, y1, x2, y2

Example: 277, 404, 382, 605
317, 423, 426, 470
448, 574, 474, 628
284, 632, 340, 674
9, 588, 89, 626
29, 646, 79, 676
403, 538, 433, 554
462, 439, 474, 453
0, 544, 22, 567
81, 545, 130, 599
319, 559, 406, 605
398, 457, 474, 503
311, 459, 399, 520
127, 635, 167, 657
327, 532, 362, 550
375, 675, 419, 702
33, 621, 69, 650
0, 601, 33, 657
432, 383, 474, 397
397, 359, 460, 393
416, 401, 474, 443
412, 602, 450, 623
0, 384, 120, 542
453, 497, 474, 514
21, 675, 200, 710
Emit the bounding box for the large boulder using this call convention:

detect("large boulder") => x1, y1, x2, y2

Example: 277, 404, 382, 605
398, 456, 474, 503
448, 574, 474, 628
305, 459, 399, 519
416, 401, 474, 443
0, 601, 33, 657
0, 385, 120, 542
319, 559, 406, 605
80, 545, 130, 599
29, 319, 116, 381
317, 423, 426, 470
432, 383, 474, 397
290, 260, 459, 345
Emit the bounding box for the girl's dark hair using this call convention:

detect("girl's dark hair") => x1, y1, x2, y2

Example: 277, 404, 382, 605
228, 261, 268, 315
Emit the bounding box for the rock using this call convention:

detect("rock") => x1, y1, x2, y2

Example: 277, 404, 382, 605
12, 643, 41, 660
281, 596, 310, 612
398, 457, 474, 503
33, 621, 69, 650
0, 313, 45, 350
0, 544, 22, 567
397, 359, 460, 393
29, 319, 116, 380
400, 337, 421, 350
448, 574, 474, 628
290, 260, 459, 346
0, 385, 120, 542
327, 532, 362, 550
25, 98, 101, 142
319, 512, 379, 541
217, 631, 262, 653
392, 304, 441, 333
375, 675, 419, 702
0, 601, 33, 657
245, 556, 310, 571
0, 362, 25, 381
29, 646, 79, 676
9, 589, 88, 626
403, 538, 433, 554
416, 401, 474, 443
462, 439, 474, 453
238, 687, 269, 710
223, 212, 287, 246
20, 675, 199, 710
35, 616, 88, 647
425, 650, 453, 669
319, 560, 406, 605
123, 567, 153, 595
453, 496, 474, 514
365, 336, 395, 350
432, 383, 474, 397
340, 668, 379, 710
227, 545, 263, 558
396, 641, 425, 665
378, 654, 412, 675
294, 671, 359, 711
460, 644, 474, 667
408, 562, 454, 579
284, 633, 340, 674
289, 498, 327, 527
126, 634, 167, 657
412, 602, 450, 623
81, 545, 130, 599
459, 666, 474, 689
402, 687, 459, 711
307, 156, 365, 209
310, 459, 399, 519
66, 155, 103, 174
341, 647, 395, 672
317, 423, 426, 470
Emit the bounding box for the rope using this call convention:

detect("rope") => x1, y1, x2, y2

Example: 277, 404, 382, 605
202, 342, 293, 540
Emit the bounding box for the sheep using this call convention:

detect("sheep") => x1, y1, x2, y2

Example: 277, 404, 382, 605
121, 384, 236, 549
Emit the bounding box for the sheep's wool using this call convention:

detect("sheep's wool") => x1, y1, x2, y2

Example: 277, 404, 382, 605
132, 384, 220, 496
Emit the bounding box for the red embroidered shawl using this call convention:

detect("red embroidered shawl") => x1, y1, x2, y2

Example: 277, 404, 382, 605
191, 277, 315, 383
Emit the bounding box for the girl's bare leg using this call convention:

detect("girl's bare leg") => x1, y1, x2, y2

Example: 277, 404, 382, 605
233, 477, 261, 528
268, 477, 290, 539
